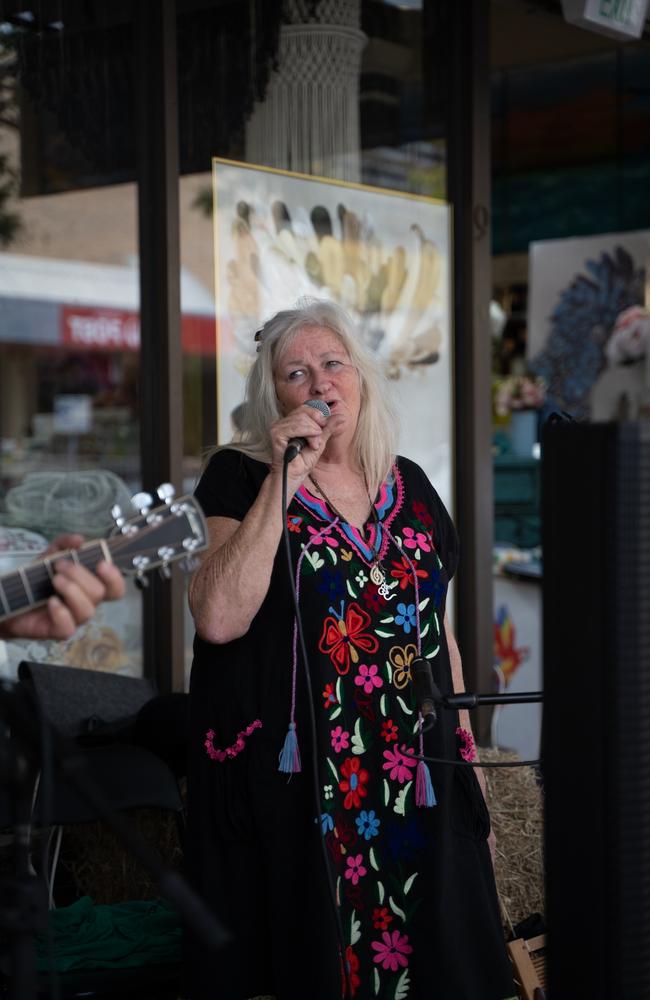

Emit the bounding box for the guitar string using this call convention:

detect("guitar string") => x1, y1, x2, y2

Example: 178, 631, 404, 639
0, 512, 197, 603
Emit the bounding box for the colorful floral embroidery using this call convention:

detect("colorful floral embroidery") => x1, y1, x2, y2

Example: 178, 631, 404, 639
390, 555, 428, 590
456, 726, 478, 762
322, 682, 337, 709
389, 644, 418, 689
331, 725, 351, 752
372, 907, 393, 930
204, 720, 262, 762
371, 930, 413, 971
345, 853, 367, 885
402, 526, 431, 552
354, 663, 383, 694
319, 601, 379, 675
395, 602, 417, 634
355, 809, 380, 840
380, 719, 399, 742
280, 460, 465, 997
382, 744, 418, 784
339, 756, 370, 809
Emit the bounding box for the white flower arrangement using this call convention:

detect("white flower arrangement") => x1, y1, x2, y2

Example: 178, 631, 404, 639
493, 374, 546, 418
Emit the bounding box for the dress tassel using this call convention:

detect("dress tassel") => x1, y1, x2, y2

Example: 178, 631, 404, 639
416, 759, 436, 807
278, 722, 301, 774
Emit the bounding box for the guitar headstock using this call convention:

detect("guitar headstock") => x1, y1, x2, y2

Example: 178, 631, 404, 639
108, 483, 207, 584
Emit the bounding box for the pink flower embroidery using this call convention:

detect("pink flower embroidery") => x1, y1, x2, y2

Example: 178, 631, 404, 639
204, 720, 262, 762
354, 663, 383, 695
307, 525, 339, 547
402, 526, 431, 552
371, 929, 413, 971
456, 726, 477, 762
331, 725, 350, 752
344, 853, 367, 886
382, 744, 418, 784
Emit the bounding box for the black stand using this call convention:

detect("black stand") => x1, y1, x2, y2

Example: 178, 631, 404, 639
444, 690, 543, 709
0, 679, 229, 1000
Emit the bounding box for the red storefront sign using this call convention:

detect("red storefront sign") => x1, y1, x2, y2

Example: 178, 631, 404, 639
61, 306, 216, 355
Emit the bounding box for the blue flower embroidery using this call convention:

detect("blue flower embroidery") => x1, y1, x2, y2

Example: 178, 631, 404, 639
420, 566, 445, 605
318, 813, 334, 834
386, 816, 427, 862
317, 568, 346, 601
355, 809, 380, 841
395, 602, 416, 634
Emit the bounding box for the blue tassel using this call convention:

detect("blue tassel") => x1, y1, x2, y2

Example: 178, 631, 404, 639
415, 759, 436, 807
278, 722, 301, 774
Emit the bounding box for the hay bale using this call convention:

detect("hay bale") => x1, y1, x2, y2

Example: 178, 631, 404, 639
480, 746, 545, 932
59, 809, 183, 904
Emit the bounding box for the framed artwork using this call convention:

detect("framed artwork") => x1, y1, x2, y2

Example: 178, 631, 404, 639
528, 229, 650, 419
212, 158, 454, 510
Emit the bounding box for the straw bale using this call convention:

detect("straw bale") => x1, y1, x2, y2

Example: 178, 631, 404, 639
480, 746, 545, 932
60, 809, 183, 904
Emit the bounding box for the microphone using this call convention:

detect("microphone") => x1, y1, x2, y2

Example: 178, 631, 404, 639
285, 399, 331, 462
410, 656, 442, 726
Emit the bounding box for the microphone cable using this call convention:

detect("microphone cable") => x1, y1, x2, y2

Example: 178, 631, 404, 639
413, 750, 541, 769
281, 453, 353, 1000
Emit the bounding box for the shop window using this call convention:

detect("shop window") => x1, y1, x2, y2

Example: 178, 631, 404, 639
0, 4, 143, 679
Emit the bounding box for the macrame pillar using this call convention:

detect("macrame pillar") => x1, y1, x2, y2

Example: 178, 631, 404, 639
245, 0, 366, 182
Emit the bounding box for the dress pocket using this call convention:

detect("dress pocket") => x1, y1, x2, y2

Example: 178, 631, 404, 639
449, 765, 491, 842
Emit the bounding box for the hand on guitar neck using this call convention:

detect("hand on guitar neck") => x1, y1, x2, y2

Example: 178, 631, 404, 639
0, 487, 208, 642
0, 533, 126, 642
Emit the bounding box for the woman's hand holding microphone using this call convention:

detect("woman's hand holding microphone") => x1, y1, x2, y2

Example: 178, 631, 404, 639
269, 400, 344, 496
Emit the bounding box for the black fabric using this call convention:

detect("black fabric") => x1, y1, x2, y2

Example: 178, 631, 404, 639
17, 661, 156, 740
185, 450, 514, 1000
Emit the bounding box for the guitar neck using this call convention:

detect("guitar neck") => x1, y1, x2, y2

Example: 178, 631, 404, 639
0, 541, 110, 624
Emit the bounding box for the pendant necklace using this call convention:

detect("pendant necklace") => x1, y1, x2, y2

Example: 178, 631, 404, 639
309, 472, 391, 597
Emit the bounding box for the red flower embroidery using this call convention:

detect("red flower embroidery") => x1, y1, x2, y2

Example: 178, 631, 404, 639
334, 811, 359, 851
354, 689, 376, 723
362, 583, 383, 612
319, 601, 379, 676
390, 556, 428, 591
372, 906, 394, 930
341, 944, 361, 997
339, 756, 370, 809
381, 719, 398, 742
412, 500, 434, 529
322, 682, 337, 709
287, 515, 302, 533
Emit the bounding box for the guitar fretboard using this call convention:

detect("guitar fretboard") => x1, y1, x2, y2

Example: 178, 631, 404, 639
0, 541, 107, 622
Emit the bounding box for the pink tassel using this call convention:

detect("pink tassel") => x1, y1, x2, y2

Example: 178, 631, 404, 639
415, 759, 436, 807
278, 722, 301, 774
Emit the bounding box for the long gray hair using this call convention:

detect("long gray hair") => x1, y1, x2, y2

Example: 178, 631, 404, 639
229, 298, 398, 487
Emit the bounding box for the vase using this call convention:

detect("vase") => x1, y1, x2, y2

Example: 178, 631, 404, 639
510, 409, 538, 458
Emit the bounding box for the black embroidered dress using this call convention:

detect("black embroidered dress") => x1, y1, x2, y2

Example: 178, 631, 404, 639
186, 449, 515, 1000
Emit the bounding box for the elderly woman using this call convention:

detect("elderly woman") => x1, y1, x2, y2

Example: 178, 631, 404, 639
186, 300, 514, 1000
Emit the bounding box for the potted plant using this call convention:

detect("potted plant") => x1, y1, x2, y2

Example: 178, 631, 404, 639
493, 374, 547, 457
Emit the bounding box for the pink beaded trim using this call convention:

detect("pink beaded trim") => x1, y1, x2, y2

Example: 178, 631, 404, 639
204, 720, 262, 762
456, 726, 477, 762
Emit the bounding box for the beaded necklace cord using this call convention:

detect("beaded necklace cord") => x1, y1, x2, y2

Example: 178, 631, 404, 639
308, 471, 387, 587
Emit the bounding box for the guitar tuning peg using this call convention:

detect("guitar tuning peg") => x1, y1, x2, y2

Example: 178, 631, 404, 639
131, 491, 154, 515
159, 563, 172, 580
134, 574, 149, 590
157, 483, 175, 504
181, 555, 200, 574
111, 504, 126, 528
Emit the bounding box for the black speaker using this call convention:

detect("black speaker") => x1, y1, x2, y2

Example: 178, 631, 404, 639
542, 420, 650, 999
